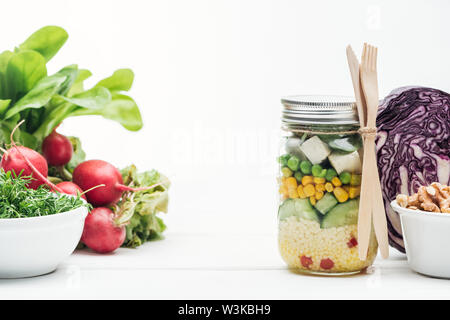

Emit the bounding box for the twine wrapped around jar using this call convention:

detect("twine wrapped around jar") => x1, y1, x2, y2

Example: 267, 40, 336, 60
282, 126, 377, 138
358, 127, 377, 138
281, 127, 356, 135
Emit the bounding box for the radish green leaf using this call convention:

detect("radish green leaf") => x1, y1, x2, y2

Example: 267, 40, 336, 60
70, 92, 143, 131
5, 50, 47, 101
95, 69, 134, 92
19, 26, 68, 62
0, 99, 10, 116
0, 50, 13, 99
59, 86, 111, 110
67, 69, 92, 97
4, 74, 66, 119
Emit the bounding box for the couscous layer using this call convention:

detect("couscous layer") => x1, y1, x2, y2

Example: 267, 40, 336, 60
279, 216, 377, 273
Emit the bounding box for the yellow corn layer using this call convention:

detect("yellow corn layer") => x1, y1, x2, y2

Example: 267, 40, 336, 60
286, 177, 299, 198
315, 183, 325, 192
331, 177, 342, 187
325, 182, 334, 193
297, 185, 306, 198
315, 191, 324, 200
301, 175, 314, 186
313, 177, 326, 184
303, 184, 316, 197
309, 196, 316, 206
286, 177, 298, 189
333, 187, 349, 202
289, 189, 299, 198
349, 186, 361, 199
281, 169, 361, 200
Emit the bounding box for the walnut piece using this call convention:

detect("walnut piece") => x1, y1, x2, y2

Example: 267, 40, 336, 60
418, 186, 440, 213
396, 194, 408, 207
431, 182, 450, 213
407, 193, 420, 207
396, 182, 450, 214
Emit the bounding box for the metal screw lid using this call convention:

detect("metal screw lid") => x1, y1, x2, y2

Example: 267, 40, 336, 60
281, 95, 359, 127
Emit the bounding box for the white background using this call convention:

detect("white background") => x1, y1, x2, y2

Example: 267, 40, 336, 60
1, 0, 450, 298
2, 0, 450, 233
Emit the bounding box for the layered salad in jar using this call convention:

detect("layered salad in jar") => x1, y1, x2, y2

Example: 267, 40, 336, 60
278, 131, 377, 274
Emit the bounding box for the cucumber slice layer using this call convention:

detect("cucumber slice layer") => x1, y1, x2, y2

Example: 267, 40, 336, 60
314, 192, 338, 215
278, 199, 320, 223
320, 199, 359, 228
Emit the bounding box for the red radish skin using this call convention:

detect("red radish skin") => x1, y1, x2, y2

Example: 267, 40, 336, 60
81, 207, 125, 253
42, 131, 73, 166
1, 146, 49, 189
56, 181, 87, 200
73, 160, 125, 206
73, 159, 163, 207
0, 120, 63, 192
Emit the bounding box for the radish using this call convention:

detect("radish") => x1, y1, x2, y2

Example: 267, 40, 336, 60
56, 181, 87, 200
81, 207, 125, 253
1, 146, 49, 189
1, 121, 62, 192
73, 159, 163, 206
42, 131, 73, 166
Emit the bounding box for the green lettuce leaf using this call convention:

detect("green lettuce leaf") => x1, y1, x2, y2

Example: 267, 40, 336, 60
117, 165, 170, 248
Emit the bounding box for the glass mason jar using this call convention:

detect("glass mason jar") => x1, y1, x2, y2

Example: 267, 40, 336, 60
277, 96, 378, 275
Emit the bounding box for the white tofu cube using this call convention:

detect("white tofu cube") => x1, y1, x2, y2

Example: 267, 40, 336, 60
285, 137, 307, 160
299, 136, 331, 164
328, 150, 362, 174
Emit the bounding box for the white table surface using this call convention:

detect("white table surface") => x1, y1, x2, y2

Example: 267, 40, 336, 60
1, 227, 450, 300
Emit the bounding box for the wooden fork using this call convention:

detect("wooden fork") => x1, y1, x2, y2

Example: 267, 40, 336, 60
346, 45, 366, 129
359, 43, 389, 259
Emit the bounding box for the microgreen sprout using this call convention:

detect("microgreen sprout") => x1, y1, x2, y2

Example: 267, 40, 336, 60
0, 170, 90, 219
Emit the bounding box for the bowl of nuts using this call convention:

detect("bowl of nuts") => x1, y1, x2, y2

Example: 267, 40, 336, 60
391, 182, 450, 278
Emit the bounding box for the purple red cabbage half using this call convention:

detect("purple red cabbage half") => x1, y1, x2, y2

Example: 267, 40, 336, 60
376, 86, 450, 253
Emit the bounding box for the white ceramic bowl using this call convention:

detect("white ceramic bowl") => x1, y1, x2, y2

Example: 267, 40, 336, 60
0, 205, 88, 278
391, 200, 450, 278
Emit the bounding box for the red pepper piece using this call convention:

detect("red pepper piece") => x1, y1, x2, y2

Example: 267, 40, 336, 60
320, 258, 334, 270
300, 255, 313, 268
347, 237, 358, 248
